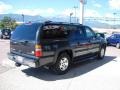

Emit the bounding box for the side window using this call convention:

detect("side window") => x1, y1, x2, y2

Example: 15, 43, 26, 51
111, 35, 115, 38
77, 27, 85, 39
71, 27, 85, 40
85, 27, 95, 38
115, 35, 120, 39
114, 35, 117, 39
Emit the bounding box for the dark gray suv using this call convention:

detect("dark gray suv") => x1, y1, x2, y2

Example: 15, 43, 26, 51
8, 21, 107, 74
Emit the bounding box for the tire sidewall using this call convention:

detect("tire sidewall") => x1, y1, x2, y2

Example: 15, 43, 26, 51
98, 47, 105, 59
52, 53, 71, 75
116, 43, 120, 49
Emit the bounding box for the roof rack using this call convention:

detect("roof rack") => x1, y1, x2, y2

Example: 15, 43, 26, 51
44, 21, 82, 25
44, 20, 53, 23
70, 23, 82, 25
24, 20, 83, 26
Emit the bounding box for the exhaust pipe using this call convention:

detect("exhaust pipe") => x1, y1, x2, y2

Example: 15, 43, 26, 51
15, 63, 21, 67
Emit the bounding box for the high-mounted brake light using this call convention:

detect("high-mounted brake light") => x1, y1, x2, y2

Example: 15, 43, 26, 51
35, 44, 43, 57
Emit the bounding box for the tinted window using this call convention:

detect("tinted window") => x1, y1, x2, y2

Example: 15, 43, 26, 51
69, 26, 85, 40
97, 33, 105, 38
2, 29, 11, 34
85, 27, 95, 38
115, 34, 120, 38
42, 24, 70, 39
110, 35, 115, 38
11, 23, 41, 40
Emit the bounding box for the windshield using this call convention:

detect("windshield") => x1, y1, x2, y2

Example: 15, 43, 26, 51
11, 23, 41, 41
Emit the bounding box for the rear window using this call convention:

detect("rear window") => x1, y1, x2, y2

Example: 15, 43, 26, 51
2, 29, 11, 34
11, 23, 41, 40
42, 24, 71, 39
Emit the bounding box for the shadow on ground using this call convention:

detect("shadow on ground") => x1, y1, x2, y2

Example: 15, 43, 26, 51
22, 56, 116, 81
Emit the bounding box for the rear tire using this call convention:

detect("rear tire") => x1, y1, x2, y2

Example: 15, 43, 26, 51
50, 53, 71, 75
1, 35, 3, 39
97, 47, 105, 59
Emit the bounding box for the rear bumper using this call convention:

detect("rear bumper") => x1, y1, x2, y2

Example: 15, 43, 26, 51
8, 53, 39, 67
8, 53, 54, 68
2, 35, 10, 39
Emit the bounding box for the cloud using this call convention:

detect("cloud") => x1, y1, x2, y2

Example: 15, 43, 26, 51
104, 13, 114, 18
104, 13, 119, 18
60, 8, 101, 18
109, 0, 120, 9
15, 8, 55, 16
46, 8, 55, 14
61, 8, 74, 16
91, 0, 97, 3
0, 1, 12, 13
84, 9, 101, 17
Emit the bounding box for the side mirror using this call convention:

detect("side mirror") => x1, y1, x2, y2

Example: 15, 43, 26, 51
96, 33, 105, 38
96, 33, 101, 38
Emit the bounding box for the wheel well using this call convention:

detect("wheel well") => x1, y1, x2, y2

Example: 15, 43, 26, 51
58, 50, 73, 59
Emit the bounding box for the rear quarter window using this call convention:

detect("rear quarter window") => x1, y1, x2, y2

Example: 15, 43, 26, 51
42, 24, 70, 39
11, 23, 41, 41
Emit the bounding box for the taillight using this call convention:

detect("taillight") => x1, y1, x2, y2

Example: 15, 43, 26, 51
35, 44, 43, 57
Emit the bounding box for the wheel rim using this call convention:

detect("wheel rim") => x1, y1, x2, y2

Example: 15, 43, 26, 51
116, 43, 120, 48
100, 48, 105, 57
59, 57, 69, 71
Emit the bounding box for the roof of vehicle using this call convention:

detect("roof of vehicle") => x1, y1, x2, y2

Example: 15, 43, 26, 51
2, 28, 11, 30
1, 29, 11, 32
113, 33, 120, 36
24, 21, 83, 26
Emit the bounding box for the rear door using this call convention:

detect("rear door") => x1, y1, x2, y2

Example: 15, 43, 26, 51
40, 24, 70, 57
10, 23, 41, 56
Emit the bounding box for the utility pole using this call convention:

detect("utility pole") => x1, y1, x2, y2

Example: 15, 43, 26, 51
73, 6, 78, 23
81, 1, 84, 24
70, 12, 73, 23
113, 12, 116, 29
79, 0, 87, 24
22, 14, 24, 23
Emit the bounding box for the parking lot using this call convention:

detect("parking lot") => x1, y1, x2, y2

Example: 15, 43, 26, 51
0, 39, 120, 90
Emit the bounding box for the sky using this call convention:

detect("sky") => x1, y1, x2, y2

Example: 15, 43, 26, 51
0, 0, 120, 18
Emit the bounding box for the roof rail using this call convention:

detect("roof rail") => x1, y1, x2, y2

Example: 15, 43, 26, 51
44, 20, 53, 23
70, 23, 82, 25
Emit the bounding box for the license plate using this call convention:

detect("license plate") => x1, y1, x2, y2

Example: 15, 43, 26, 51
5, 32, 8, 35
17, 56, 23, 63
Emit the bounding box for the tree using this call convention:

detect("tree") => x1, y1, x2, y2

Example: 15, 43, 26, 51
0, 16, 18, 30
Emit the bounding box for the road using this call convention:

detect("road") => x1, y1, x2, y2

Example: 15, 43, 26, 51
0, 40, 120, 90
